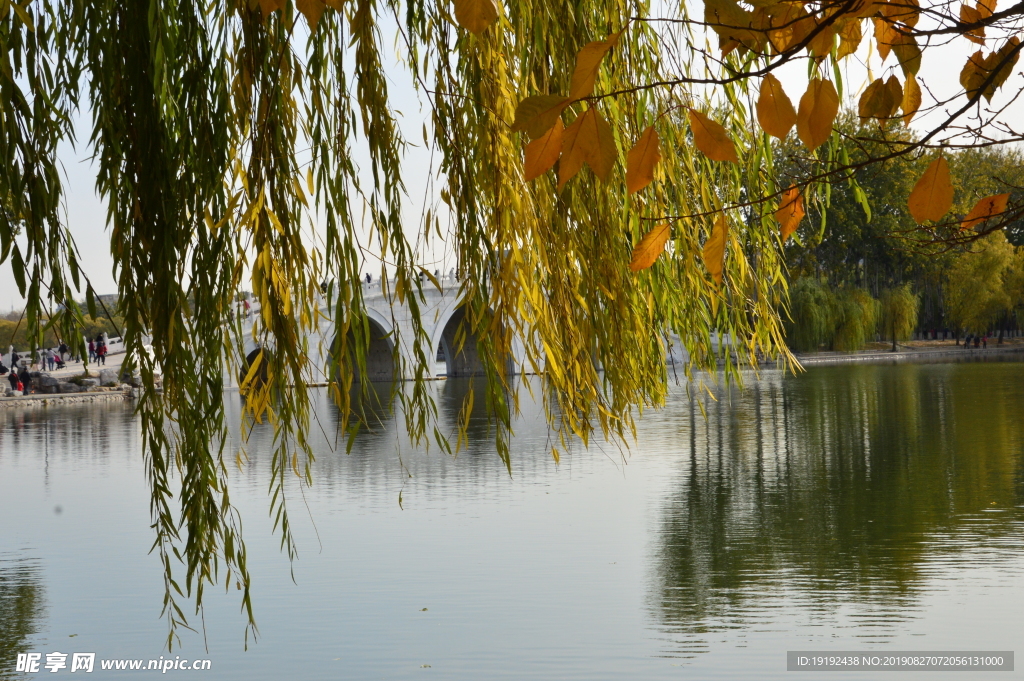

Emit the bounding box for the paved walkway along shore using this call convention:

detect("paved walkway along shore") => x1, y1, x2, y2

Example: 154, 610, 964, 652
793, 341, 1024, 365
1, 351, 134, 408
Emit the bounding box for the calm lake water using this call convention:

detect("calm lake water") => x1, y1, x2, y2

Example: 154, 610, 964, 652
2, 359, 1023, 680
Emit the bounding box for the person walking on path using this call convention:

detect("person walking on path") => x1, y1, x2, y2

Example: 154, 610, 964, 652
88, 340, 96, 361
97, 342, 107, 366
983, 335, 988, 349
19, 367, 31, 394
7, 370, 18, 392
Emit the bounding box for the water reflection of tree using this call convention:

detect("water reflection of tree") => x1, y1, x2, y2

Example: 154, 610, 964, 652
0, 555, 45, 680
652, 363, 1024, 654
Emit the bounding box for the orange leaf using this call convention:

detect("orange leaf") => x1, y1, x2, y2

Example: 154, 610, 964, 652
960, 5, 986, 44
961, 193, 1010, 230
629, 223, 671, 272
756, 74, 797, 139
688, 109, 739, 162
872, 17, 899, 60
558, 109, 617, 188
453, 0, 498, 34
512, 95, 570, 140
558, 115, 588, 190
703, 215, 729, 284
296, 0, 327, 28
775, 185, 805, 241
568, 30, 625, 101
626, 126, 661, 194
908, 156, 954, 223
978, 0, 997, 16
523, 119, 563, 181
582, 108, 618, 181
901, 74, 922, 124
796, 78, 839, 152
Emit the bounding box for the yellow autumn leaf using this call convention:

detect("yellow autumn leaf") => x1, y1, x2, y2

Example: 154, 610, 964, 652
806, 17, 839, 58
688, 109, 739, 162
796, 78, 839, 152
511, 95, 570, 140
775, 185, 805, 241
884, 75, 904, 115
296, 0, 327, 28
836, 18, 863, 60
626, 126, 661, 194
960, 50, 987, 97
629, 223, 671, 272
961, 193, 1010, 230
984, 37, 1021, 99
703, 215, 728, 284
858, 78, 887, 120
901, 74, 922, 124
756, 74, 797, 139
568, 30, 624, 101
892, 32, 921, 76
258, 0, 286, 16
763, 3, 813, 54
524, 119, 563, 181
453, 0, 498, 34
908, 156, 954, 223
705, 0, 763, 53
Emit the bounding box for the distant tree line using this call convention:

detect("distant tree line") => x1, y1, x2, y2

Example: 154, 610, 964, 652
781, 120, 1024, 351
1, 308, 123, 353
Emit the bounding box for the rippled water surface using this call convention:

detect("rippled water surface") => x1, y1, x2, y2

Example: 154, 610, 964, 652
2, 360, 1023, 679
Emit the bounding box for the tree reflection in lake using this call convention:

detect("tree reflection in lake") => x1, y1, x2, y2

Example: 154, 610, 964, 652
651, 361, 1024, 657
0, 553, 45, 681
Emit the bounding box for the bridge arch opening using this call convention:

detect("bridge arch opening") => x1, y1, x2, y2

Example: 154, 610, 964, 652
436, 306, 513, 377
239, 347, 269, 387
336, 316, 397, 383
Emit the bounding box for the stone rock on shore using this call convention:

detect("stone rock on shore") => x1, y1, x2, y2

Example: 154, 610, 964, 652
34, 375, 61, 394
58, 383, 86, 394
99, 369, 119, 386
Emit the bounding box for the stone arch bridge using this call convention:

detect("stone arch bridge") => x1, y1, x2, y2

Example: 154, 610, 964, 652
237, 275, 527, 384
